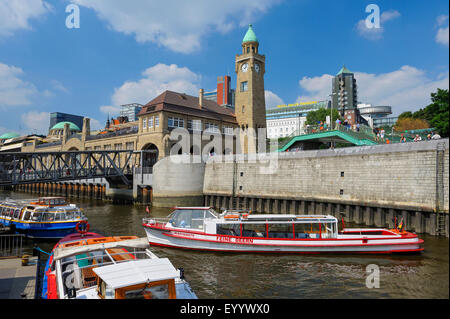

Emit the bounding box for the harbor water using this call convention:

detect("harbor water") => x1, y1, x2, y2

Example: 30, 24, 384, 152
1, 190, 448, 299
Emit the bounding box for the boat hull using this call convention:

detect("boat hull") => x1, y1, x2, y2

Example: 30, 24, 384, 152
143, 226, 424, 254
1, 219, 80, 239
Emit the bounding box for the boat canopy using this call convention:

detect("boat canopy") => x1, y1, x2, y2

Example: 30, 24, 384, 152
93, 258, 179, 289
53, 237, 149, 261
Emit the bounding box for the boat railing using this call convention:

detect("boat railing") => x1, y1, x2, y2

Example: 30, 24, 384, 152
60, 250, 151, 292
143, 217, 171, 228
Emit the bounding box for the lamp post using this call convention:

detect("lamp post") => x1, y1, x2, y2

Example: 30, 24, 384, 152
329, 93, 337, 130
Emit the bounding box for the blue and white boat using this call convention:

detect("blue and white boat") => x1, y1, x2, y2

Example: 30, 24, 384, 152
0, 197, 87, 239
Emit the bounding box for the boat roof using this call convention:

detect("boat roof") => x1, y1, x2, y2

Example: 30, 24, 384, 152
53, 237, 149, 261
246, 214, 336, 220
93, 258, 179, 289
174, 207, 212, 210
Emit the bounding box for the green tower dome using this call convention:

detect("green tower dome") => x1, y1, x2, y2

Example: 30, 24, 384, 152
0, 132, 20, 140
51, 121, 81, 131
337, 65, 352, 76
242, 24, 258, 43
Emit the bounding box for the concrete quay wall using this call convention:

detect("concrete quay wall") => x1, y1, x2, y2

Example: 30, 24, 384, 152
203, 139, 449, 236
151, 155, 205, 207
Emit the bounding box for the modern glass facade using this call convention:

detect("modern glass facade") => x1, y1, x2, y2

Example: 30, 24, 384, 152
49, 112, 84, 132
120, 103, 143, 122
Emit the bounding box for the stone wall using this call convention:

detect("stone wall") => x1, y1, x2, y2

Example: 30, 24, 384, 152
204, 139, 449, 213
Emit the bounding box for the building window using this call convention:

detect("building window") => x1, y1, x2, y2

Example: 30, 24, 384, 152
143, 117, 147, 129
168, 117, 184, 128
114, 143, 122, 150
94, 146, 101, 150
104, 145, 111, 150
205, 123, 219, 133
242, 105, 245, 113
240, 81, 248, 92
187, 119, 202, 131
148, 117, 153, 128
222, 125, 234, 135
126, 142, 134, 150
155, 115, 159, 127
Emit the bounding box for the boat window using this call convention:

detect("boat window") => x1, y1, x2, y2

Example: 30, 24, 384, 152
65, 211, 74, 220
23, 210, 32, 221
73, 211, 81, 219
125, 284, 170, 299
41, 213, 55, 222
55, 213, 63, 221
242, 223, 267, 238
267, 223, 294, 239
216, 223, 240, 236
169, 210, 205, 229
13, 209, 20, 219
31, 212, 41, 222
295, 223, 321, 239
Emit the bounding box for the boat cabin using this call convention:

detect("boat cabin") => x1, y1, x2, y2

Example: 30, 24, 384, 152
30, 197, 67, 207
93, 258, 179, 299
164, 208, 339, 239
0, 199, 85, 223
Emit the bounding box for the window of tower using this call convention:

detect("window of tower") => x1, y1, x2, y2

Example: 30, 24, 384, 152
240, 81, 248, 92
246, 46, 250, 53
242, 105, 245, 113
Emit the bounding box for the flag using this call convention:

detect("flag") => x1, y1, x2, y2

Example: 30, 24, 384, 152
398, 218, 404, 231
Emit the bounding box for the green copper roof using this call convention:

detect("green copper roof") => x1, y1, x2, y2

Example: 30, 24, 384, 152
0, 132, 20, 139
242, 24, 258, 43
337, 65, 352, 75
51, 121, 81, 131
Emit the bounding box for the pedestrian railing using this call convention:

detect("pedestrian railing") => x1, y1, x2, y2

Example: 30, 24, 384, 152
0, 234, 25, 258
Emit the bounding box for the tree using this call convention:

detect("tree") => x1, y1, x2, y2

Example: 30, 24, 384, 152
306, 108, 341, 126
394, 117, 429, 131
394, 89, 449, 137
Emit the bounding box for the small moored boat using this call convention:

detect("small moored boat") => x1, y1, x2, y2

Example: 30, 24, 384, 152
41, 227, 197, 299
142, 207, 424, 254
0, 197, 87, 239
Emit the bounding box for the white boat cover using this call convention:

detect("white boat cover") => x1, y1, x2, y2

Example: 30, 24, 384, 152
53, 237, 149, 260
92, 258, 179, 289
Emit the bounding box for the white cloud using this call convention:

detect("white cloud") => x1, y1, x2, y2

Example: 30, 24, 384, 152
0, 0, 52, 37
265, 90, 284, 108
99, 105, 120, 116
71, 0, 281, 53
0, 62, 38, 107
89, 118, 103, 131
356, 9, 400, 40
436, 15, 449, 46
297, 74, 333, 102
20, 111, 49, 135
298, 66, 449, 115
111, 63, 201, 106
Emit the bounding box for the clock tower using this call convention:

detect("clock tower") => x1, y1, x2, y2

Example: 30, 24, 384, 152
235, 24, 266, 154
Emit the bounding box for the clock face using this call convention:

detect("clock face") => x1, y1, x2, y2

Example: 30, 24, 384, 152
255, 63, 260, 73
241, 63, 248, 72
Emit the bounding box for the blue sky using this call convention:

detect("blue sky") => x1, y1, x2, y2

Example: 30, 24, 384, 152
0, 0, 448, 135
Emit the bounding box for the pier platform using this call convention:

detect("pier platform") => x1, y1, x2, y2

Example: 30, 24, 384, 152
0, 256, 37, 299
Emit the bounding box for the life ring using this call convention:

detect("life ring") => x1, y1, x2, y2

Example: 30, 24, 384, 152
75, 220, 90, 234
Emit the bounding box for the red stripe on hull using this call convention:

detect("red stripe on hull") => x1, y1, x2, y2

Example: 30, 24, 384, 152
148, 241, 424, 255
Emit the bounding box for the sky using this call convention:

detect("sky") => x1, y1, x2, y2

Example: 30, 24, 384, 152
0, 0, 448, 136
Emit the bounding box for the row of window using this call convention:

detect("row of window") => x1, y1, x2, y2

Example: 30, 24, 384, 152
143, 115, 160, 129
216, 222, 335, 239
88, 142, 134, 151
169, 117, 235, 135
0, 206, 84, 222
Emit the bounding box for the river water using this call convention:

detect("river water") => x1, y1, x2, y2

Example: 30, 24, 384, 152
2, 190, 448, 299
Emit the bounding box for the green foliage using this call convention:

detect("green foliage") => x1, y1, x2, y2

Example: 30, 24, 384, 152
306, 108, 341, 126
397, 89, 448, 137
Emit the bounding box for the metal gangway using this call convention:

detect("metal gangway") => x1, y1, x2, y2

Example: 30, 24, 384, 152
0, 150, 153, 187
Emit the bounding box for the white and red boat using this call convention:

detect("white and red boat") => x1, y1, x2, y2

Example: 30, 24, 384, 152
142, 207, 424, 254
